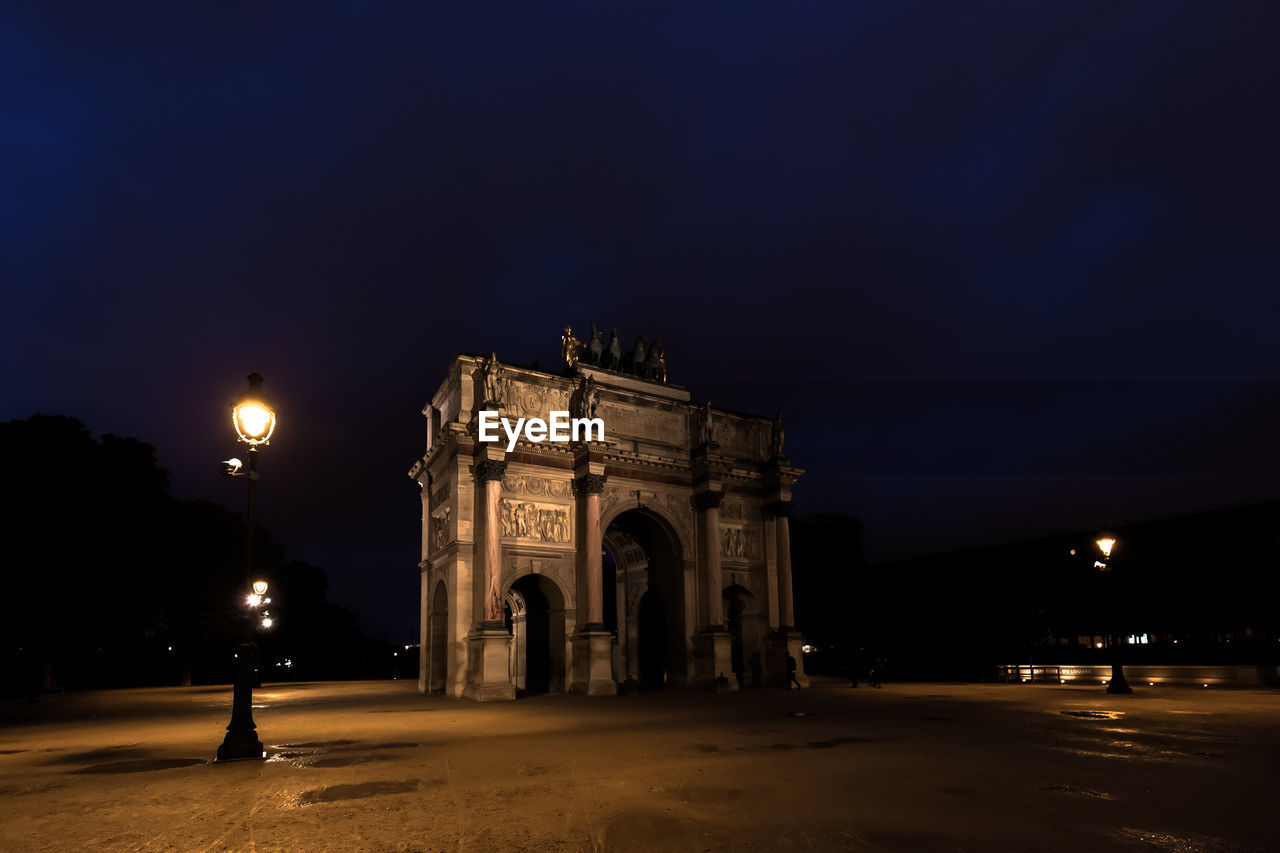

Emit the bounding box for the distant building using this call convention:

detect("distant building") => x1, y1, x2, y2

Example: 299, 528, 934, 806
408, 353, 805, 700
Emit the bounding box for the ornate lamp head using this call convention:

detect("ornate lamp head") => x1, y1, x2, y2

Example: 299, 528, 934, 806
232, 373, 276, 446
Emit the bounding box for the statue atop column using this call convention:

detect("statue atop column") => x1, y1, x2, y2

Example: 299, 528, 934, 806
696, 401, 716, 448
561, 325, 583, 369
584, 375, 599, 419
769, 406, 787, 458
572, 375, 599, 420
479, 352, 503, 407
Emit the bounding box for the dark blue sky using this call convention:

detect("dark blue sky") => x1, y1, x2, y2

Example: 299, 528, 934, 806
4, 3, 1279, 640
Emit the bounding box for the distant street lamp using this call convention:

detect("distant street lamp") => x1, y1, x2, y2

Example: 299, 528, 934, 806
1095, 528, 1132, 695
216, 373, 277, 761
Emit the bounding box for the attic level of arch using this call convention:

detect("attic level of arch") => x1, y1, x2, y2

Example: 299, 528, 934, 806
410, 355, 798, 485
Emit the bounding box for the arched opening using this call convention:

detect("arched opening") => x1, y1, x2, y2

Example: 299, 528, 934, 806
605, 507, 687, 689
724, 585, 751, 689
637, 588, 667, 688
503, 590, 528, 690
505, 574, 566, 696
429, 580, 448, 694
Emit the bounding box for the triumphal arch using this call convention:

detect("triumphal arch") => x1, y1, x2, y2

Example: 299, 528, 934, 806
408, 333, 805, 700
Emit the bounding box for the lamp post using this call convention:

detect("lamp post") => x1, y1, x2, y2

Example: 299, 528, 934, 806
1095, 529, 1132, 695
216, 373, 277, 761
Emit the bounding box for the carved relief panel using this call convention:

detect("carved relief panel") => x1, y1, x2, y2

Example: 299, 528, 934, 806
600, 485, 628, 523
500, 499, 572, 544
432, 506, 452, 550
503, 473, 573, 500
501, 379, 572, 422
719, 523, 760, 561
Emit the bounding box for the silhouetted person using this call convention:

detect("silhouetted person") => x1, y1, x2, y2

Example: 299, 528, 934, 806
868, 655, 883, 688
786, 651, 801, 689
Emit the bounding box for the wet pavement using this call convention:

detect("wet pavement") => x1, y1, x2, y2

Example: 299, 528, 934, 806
0, 679, 1276, 851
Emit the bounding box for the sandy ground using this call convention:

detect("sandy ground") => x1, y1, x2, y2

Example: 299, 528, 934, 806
0, 678, 1276, 852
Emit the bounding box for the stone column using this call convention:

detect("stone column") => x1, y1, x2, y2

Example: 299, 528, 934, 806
694, 490, 725, 629
580, 473, 607, 628
462, 457, 515, 701
692, 489, 734, 690
570, 471, 616, 695
773, 501, 795, 630
476, 459, 507, 625
766, 499, 805, 687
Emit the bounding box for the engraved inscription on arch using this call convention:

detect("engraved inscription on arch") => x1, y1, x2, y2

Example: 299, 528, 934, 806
712, 418, 761, 458
602, 402, 685, 444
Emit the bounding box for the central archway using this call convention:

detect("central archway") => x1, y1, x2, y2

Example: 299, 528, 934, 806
505, 574, 566, 695
604, 507, 689, 689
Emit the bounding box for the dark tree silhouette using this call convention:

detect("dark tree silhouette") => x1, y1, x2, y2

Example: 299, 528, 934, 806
0, 415, 389, 695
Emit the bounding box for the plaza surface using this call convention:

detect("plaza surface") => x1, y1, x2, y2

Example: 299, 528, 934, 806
0, 679, 1276, 852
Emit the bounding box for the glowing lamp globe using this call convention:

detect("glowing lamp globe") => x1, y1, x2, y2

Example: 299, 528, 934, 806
1096, 535, 1116, 560
253, 580, 269, 596
232, 373, 276, 446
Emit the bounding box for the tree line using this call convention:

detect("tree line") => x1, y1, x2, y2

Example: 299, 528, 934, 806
1, 414, 394, 696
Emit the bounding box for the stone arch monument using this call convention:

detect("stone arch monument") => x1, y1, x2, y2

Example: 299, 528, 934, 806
408, 352, 805, 700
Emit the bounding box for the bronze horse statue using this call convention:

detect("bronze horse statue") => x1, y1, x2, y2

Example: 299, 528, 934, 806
585, 322, 604, 366
646, 340, 666, 381
622, 334, 648, 375
603, 328, 622, 370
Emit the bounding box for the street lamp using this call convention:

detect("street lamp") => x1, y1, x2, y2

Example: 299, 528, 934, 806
216, 373, 276, 762
1095, 528, 1132, 695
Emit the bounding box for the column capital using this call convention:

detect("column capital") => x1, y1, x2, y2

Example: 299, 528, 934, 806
765, 500, 792, 518
573, 473, 608, 496
474, 459, 508, 483
692, 490, 724, 510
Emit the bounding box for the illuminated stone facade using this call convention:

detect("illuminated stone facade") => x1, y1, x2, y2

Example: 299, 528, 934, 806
408, 355, 805, 700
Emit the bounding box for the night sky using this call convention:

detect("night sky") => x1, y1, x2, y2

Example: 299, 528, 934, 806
4, 3, 1279, 642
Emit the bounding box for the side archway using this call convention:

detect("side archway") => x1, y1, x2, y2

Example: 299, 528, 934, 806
723, 584, 762, 688
428, 579, 448, 694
